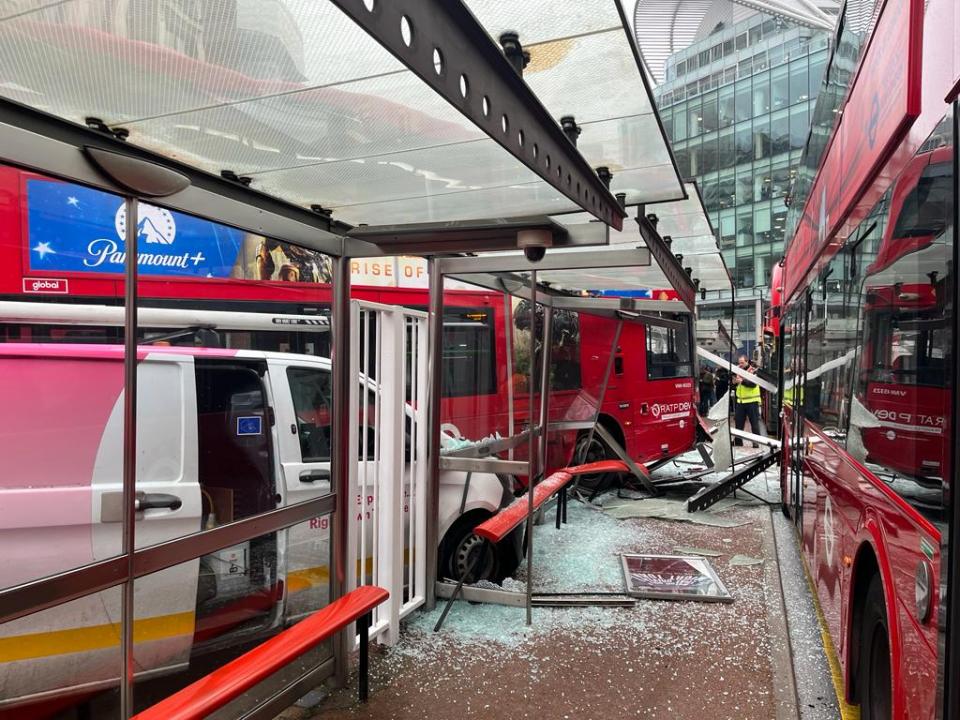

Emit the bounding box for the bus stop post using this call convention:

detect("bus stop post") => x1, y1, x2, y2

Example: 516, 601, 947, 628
537, 305, 553, 531
525, 271, 538, 626
504, 293, 516, 458
330, 254, 352, 687
120, 197, 139, 718
425, 258, 443, 611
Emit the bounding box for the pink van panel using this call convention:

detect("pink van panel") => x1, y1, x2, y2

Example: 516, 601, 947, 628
1, 357, 124, 490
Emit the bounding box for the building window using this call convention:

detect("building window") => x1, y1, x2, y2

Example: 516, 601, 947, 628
772, 66, 789, 109
719, 88, 736, 127
789, 62, 809, 103
753, 118, 771, 160
735, 83, 751, 123
702, 94, 719, 133
771, 110, 790, 155
752, 71, 770, 114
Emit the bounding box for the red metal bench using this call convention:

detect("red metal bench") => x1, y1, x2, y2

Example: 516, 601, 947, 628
474, 459, 633, 543
131, 585, 389, 720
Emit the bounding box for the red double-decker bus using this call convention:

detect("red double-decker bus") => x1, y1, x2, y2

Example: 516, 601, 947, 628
777, 0, 958, 717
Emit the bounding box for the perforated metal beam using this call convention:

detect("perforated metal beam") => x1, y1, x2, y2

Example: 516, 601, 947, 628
327, 0, 626, 231
636, 208, 697, 311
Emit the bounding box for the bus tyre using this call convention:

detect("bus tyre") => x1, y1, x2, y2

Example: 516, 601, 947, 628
573, 432, 616, 493
859, 575, 892, 720
439, 514, 500, 584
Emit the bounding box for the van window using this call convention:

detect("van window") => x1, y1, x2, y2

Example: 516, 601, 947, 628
646, 324, 693, 380
195, 364, 275, 520
287, 367, 332, 462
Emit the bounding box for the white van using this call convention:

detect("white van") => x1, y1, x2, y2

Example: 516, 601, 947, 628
0, 342, 519, 711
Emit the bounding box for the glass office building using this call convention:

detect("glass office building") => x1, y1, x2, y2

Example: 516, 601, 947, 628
651, 14, 830, 347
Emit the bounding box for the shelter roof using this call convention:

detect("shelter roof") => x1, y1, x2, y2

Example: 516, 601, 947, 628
0, 0, 683, 230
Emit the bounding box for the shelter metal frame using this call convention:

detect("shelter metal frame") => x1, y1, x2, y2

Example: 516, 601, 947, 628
423, 243, 694, 622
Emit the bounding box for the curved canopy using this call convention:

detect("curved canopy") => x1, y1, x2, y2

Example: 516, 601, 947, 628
633, 0, 840, 83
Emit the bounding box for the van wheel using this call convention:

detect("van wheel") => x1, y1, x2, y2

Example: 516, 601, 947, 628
573, 433, 617, 493
859, 575, 892, 720
439, 515, 499, 584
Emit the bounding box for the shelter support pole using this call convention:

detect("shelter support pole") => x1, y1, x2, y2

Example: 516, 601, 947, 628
504, 293, 515, 458
330, 254, 351, 686
525, 271, 538, 625
120, 197, 138, 718
537, 305, 554, 529
571, 320, 623, 496
537, 306, 553, 486
425, 258, 443, 610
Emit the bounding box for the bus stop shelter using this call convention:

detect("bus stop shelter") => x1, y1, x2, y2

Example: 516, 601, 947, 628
0, 1, 755, 718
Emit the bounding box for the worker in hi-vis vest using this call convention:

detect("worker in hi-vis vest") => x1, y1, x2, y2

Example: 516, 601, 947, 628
733, 354, 762, 446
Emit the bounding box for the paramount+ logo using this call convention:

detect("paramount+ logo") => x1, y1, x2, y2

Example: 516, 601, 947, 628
23, 278, 68, 294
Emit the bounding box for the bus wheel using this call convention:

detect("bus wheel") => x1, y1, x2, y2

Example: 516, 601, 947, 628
573, 433, 617, 493
859, 575, 892, 720
439, 515, 499, 584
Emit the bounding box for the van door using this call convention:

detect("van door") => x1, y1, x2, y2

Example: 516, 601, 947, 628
190, 360, 281, 646
268, 360, 336, 620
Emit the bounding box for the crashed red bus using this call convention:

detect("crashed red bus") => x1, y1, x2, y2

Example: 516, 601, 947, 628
776, 0, 957, 717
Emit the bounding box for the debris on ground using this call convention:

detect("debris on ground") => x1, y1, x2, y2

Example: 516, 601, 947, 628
673, 545, 724, 557
602, 496, 752, 527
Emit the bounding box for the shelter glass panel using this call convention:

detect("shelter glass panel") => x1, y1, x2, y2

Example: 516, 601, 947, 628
0, 171, 128, 591
0, 588, 122, 717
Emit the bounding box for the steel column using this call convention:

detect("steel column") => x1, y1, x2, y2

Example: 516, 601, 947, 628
425, 258, 444, 610
120, 196, 139, 718
581, 320, 623, 461
525, 270, 538, 626
537, 306, 554, 484
329, 255, 351, 687
504, 293, 516, 458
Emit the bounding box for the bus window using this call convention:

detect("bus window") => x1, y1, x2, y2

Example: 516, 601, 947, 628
442, 308, 496, 398
512, 301, 582, 392
645, 323, 693, 380
845, 115, 953, 519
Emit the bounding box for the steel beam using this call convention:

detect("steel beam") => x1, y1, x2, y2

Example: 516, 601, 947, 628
436, 248, 651, 276
635, 209, 697, 311
346, 215, 608, 256
326, 0, 625, 230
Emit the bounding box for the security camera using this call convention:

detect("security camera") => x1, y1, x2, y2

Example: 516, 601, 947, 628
517, 229, 552, 263
523, 246, 546, 262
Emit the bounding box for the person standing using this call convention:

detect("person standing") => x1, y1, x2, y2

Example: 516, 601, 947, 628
715, 367, 729, 401
733, 354, 762, 446
698, 366, 716, 414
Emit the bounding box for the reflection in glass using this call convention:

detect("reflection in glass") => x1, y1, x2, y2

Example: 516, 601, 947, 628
0, 588, 122, 717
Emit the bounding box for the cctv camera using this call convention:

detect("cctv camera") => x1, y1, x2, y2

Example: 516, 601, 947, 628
524, 245, 547, 262
517, 228, 552, 263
